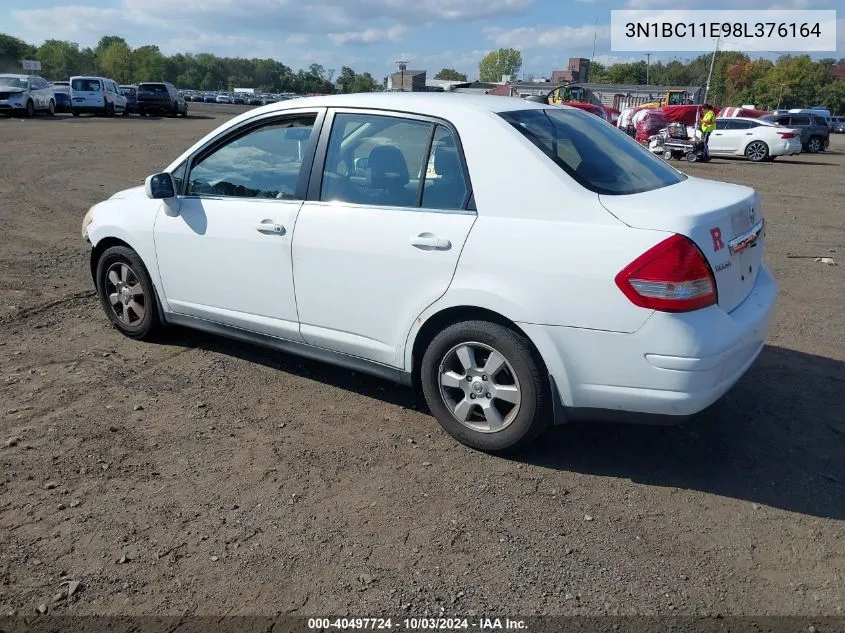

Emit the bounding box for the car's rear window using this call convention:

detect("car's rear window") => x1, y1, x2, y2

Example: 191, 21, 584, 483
138, 83, 167, 93
500, 108, 685, 195
72, 78, 101, 91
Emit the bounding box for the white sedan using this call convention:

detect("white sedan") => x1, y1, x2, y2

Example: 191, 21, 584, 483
709, 116, 802, 161
82, 93, 776, 452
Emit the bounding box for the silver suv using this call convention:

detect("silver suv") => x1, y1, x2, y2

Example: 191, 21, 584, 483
0, 74, 56, 117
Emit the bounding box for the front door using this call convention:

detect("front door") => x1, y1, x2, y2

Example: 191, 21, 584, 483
154, 112, 321, 341
292, 111, 476, 367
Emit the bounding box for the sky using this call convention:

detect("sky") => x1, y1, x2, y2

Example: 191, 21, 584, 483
5, 0, 843, 79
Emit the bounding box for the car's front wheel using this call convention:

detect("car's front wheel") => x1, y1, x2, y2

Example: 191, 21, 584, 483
95, 246, 160, 340
420, 320, 550, 452
47, 99, 55, 116
745, 140, 768, 162
806, 136, 822, 153
25, 100, 35, 118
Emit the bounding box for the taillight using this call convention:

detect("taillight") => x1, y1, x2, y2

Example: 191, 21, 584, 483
615, 234, 717, 312
778, 132, 797, 139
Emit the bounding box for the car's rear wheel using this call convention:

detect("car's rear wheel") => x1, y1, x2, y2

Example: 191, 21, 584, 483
47, 99, 55, 116
25, 100, 35, 118
745, 140, 768, 162
420, 320, 550, 452
105, 101, 115, 117
806, 136, 822, 153
95, 246, 160, 340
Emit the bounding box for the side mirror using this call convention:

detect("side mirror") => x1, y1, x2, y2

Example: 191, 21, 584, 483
145, 173, 175, 199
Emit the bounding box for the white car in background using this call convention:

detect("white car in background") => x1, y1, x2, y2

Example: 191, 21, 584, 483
70, 76, 127, 116
0, 74, 56, 117
81, 94, 776, 452
709, 116, 801, 161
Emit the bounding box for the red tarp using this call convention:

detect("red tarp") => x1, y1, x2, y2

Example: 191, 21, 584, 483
718, 106, 771, 119
635, 109, 669, 142
660, 104, 717, 125
563, 101, 608, 121
605, 107, 620, 124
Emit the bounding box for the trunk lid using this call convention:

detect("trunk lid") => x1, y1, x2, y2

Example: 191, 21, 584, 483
599, 177, 764, 313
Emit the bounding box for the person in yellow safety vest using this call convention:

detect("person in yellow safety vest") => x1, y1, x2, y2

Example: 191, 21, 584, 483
700, 104, 716, 158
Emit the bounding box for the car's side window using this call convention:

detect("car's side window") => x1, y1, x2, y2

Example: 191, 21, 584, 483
715, 119, 729, 130
320, 113, 433, 208
732, 120, 751, 129
791, 116, 809, 126
421, 125, 470, 210
187, 115, 316, 200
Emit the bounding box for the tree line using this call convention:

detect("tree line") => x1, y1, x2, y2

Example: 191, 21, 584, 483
0, 33, 377, 94
478, 46, 844, 113
2, 33, 843, 111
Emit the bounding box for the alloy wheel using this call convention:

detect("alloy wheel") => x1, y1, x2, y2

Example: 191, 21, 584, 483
746, 141, 767, 162
104, 262, 146, 326
438, 342, 522, 433
808, 137, 821, 153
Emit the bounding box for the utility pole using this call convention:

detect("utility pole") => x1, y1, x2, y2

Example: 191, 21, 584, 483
776, 82, 786, 109
395, 60, 408, 92
644, 53, 651, 85
702, 35, 720, 105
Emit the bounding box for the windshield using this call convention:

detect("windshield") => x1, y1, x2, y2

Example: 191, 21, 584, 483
500, 108, 685, 195
0, 76, 27, 88
138, 84, 167, 93
120, 87, 136, 96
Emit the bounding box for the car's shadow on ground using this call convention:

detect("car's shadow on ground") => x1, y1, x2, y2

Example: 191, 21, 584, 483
515, 345, 845, 520
157, 331, 845, 519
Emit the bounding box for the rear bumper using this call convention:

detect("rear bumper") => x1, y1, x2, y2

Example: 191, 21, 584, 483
771, 139, 802, 155
521, 266, 777, 421
71, 105, 106, 112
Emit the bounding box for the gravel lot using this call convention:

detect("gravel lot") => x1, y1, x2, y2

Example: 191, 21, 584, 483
1, 104, 844, 618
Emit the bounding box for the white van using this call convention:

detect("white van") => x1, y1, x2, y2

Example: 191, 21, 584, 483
70, 76, 128, 116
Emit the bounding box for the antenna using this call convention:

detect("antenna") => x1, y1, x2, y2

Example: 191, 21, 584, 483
589, 16, 598, 82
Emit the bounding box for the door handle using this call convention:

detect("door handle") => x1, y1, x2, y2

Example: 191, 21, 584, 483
745, 132, 753, 135
255, 221, 286, 235
410, 233, 451, 250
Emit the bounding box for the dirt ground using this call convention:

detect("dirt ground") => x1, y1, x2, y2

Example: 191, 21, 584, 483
1, 104, 844, 618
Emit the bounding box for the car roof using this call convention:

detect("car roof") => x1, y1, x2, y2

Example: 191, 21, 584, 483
260, 92, 550, 119
0, 73, 28, 79
728, 117, 776, 125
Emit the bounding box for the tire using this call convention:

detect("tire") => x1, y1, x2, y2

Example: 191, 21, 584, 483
105, 101, 115, 117
662, 150, 672, 160
95, 246, 161, 340
806, 136, 821, 153
25, 100, 35, 118
685, 151, 698, 162
47, 99, 55, 116
72, 110, 80, 117
420, 320, 550, 452
745, 140, 768, 162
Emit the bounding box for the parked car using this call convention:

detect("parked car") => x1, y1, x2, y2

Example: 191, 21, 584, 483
215, 93, 233, 104
830, 116, 845, 134
119, 85, 139, 114
761, 112, 830, 153
203, 92, 217, 103
0, 74, 56, 116
707, 117, 802, 161
51, 81, 72, 113
137, 82, 187, 117
247, 94, 263, 106
81, 94, 776, 452
261, 94, 279, 105
232, 93, 246, 105
70, 76, 127, 116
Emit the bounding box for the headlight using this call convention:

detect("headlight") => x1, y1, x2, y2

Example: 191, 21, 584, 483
81, 207, 95, 241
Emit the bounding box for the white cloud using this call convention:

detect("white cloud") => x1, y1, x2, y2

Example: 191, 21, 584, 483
330, 26, 406, 46
484, 23, 610, 50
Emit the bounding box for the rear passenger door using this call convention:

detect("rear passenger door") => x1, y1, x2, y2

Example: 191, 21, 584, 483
291, 109, 476, 367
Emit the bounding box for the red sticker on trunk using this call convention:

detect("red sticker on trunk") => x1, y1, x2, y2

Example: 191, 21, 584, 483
710, 227, 724, 252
